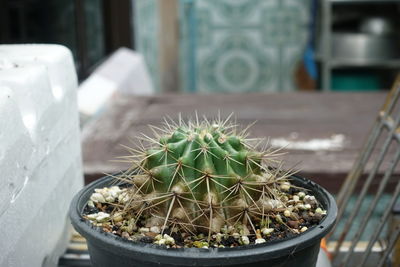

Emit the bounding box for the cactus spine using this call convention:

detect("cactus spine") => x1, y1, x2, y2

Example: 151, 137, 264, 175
119, 115, 293, 238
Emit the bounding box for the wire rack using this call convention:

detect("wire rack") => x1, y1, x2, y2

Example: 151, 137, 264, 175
330, 75, 400, 267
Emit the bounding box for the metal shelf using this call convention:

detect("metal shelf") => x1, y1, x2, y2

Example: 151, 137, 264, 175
329, 59, 400, 68
319, 0, 400, 91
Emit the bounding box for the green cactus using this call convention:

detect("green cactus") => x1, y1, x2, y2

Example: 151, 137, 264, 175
118, 115, 295, 239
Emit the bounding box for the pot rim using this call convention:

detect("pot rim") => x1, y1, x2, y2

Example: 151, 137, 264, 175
70, 173, 337, 264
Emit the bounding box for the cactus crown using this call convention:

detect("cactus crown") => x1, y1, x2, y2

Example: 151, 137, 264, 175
117, 114, 295, 239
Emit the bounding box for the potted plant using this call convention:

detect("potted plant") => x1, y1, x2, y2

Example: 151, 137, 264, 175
70, 115, 337, 267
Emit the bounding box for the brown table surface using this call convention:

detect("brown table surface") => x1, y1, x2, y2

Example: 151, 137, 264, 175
81, 92, 390, 192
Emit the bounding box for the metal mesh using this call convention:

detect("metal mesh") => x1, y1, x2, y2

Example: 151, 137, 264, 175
330, 75, 400, 267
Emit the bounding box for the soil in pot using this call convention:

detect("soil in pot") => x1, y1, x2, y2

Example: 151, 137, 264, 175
83, 179, 326, 249
70, 174, 336, 267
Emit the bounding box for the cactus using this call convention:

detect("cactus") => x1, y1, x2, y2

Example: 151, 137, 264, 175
113, 115, 297, 240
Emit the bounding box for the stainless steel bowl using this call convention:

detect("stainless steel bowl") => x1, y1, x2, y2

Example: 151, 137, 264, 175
360, 17, 395, 36
332, 33, 400, 61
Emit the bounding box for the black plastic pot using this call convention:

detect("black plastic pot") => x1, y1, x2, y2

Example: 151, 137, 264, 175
70, 174, 337, 267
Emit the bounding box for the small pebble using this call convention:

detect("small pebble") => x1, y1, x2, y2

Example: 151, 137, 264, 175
304, 195, 317, 205
300, 227, 308, 233
315, 207, 326, 215
86, 213, 98, 221
298, 192, 306, 199
287, 220, 299, 229
150, 226, 161, 233
127, 219, 137, 233
193, 241, 208, 248
87, 200, 95, 208
283, 210, 291, 217
121, 232, 130, 239
118, 192, 130, 204
262, 228, 274, 236
95, 188, 116, 202
96, 212, 110, 222
156, 239, 166, 245
145, 232, 158, 238
215, 233, 223, 243
315, 208, 323, 214
240, 236, 250, 245
109, 186, 122, 198
232, 232, 240, 239
281, 195, 289, 202
292, 195, 300, 202
163, 234, 175, 245
262, 199, 281, 211
280, 182, 291, 191
304, 204, 312, 210
105, 196, 114, 202
296, 204, 306, 210
139, 227, 150, 233
255, 238, 266, 244
112, 212, 123, 222
90, 193, 106, 203
312, 213, 323, 222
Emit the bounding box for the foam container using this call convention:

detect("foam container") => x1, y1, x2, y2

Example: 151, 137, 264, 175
78, 47, 154, 119
0, 44, 83, 267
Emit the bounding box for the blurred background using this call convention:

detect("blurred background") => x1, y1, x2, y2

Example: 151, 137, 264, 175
2, 0, 400, 93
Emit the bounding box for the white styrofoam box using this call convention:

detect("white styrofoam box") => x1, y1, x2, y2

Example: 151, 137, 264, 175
0, 45, 79, 161
0, 44, 83, 267
78, 47, 153, 117
95, 47, 154, 95
78, 75, 117, 118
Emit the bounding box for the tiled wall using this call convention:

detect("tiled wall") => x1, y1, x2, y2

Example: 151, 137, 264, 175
135, 0, 310, 93
134, 0, 161, 92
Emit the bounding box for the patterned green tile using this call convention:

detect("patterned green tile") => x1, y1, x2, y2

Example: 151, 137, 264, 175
135, 0, 311, 93
180, 0, 311, 93
199, 35, 274, 92
134, 0, 161, 92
